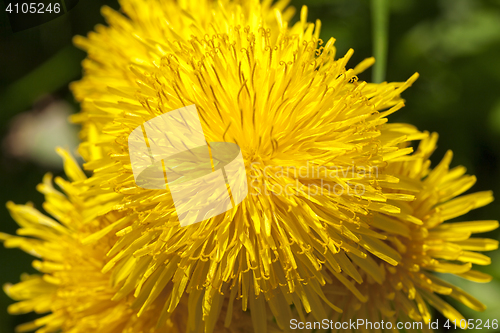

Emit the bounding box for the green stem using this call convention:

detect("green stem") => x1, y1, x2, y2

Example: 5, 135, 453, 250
0, 45, 83, 124
371, 0, 389, 83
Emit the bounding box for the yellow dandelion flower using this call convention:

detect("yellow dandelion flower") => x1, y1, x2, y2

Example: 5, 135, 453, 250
64, 0, 436, 330
34, 0, 447, 330
1, 151, 276, 333
321, 133, 498, 331
5, 0, 496, 332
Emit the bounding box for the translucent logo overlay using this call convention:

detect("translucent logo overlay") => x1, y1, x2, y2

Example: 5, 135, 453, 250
128, 104, 248, 227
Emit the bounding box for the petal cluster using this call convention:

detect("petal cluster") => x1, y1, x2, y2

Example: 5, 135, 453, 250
2, 0, 498, 332
323, 134, 498, 330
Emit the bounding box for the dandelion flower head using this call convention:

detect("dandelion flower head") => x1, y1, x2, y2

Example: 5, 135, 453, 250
1, 0, 497, 332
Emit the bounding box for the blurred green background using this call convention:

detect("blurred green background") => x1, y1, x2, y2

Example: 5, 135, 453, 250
1, 0, 500, 332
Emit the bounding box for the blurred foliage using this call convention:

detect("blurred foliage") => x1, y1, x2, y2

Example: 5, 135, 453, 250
1, 0, 500, 332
